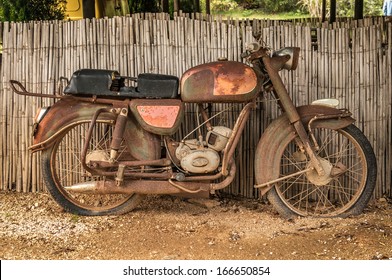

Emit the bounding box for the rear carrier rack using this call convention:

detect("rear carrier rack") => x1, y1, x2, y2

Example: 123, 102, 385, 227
10, 69, 180, 99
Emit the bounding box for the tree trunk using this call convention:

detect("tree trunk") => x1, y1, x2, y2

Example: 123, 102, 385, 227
354, 0, 364, 19
174, 0, 180, 13
330, 0, 336, 23
194, 0, 200, 13
118, 0, 130, 15
321, 0, 326, 22
161, 0, 169, 13
206, 0, 210, 14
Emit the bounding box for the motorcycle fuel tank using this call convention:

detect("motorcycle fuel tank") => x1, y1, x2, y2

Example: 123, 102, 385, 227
180, 61, 259, 103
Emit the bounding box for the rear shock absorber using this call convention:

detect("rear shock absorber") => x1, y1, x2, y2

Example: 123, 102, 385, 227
110, 107, 128, 162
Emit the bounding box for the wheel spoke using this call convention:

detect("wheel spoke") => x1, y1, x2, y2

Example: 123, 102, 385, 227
45, 120, 142, 215
271, 125, 374, 217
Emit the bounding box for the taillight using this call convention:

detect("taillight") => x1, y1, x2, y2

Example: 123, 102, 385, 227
34, 107, 50, 124
32, 107, 50, 136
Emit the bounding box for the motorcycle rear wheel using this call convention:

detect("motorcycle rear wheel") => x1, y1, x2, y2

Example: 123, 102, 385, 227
41, 120, 144, 216
267, 124, 376, 218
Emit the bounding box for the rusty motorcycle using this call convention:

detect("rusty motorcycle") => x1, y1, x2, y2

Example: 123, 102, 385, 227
10, 42, 377, 218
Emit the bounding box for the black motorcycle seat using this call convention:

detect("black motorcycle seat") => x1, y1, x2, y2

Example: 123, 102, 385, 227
63, 69, 179, 99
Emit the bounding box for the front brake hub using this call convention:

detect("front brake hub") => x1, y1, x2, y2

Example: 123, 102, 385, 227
306, 157, 333, 186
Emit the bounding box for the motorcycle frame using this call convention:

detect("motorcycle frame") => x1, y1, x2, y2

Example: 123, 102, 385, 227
74, 49, 325, 188
78, 98, 256, 182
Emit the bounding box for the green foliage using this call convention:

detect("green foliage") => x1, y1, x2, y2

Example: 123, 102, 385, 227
0, 0, 66, 22
264, 0, 300, 13
298, 0, 322, 17
129, 0, 160, 13
300, 0, 384, 17
211, 0, 238, 12
235, 0, 300, 13
365, 0, 384, 16
336, 0, 383, 17
177, 0, 203, 13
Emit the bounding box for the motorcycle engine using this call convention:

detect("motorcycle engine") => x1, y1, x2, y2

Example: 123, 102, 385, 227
175, 126, 232, 174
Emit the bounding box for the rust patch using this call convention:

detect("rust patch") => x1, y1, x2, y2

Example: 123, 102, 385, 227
137, 105, 180, 128
214, 66, 257, 96
130, 99, 184, 135
180, 61, 259, 103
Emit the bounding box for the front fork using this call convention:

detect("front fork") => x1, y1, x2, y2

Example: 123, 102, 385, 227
262, 55, 325, 176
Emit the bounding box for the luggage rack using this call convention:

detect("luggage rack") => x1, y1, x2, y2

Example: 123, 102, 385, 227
10, 69, 180, 99
9, 79, 65, 99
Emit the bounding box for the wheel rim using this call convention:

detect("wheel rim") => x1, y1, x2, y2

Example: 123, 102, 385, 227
50, 120, 136, 212
275, 127, 368, 217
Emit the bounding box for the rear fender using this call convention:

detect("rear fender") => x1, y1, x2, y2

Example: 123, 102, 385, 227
255, 105, 355, 195
31, 98, 161, 160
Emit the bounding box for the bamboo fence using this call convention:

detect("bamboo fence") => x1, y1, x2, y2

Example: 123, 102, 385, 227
0, 13, 391, 199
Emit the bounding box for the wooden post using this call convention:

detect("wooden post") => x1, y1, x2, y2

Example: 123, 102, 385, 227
330, 0, 336, 24
174, 0, 180, 13
206, 0, 210, 14
354, 0, 364, 20
322, 0, 326, 22
161, 0, 169, 13
194, 0, 200, 13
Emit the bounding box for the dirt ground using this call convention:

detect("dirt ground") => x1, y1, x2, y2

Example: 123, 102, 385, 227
0, 190, 392, 260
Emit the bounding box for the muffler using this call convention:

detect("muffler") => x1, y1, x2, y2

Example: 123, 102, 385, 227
64, 179, 210, 197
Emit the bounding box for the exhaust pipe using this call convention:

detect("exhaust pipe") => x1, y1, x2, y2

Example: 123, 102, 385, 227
64, 182, 97, 193
64, 161, 236, 197
64, 179, 210, 196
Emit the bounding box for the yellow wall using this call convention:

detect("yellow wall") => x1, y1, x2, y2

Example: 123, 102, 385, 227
65, 0, 83, 20
65, 0, 102, 20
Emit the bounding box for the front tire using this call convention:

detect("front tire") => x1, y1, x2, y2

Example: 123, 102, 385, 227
268, 124, 376, 218
41, 120, 144, 216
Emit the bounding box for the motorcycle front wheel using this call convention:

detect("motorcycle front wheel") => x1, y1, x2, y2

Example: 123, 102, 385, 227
267, 124, 376, 218
41, 120, 144, 216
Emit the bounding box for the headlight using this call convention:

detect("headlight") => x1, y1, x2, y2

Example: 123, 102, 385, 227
272, 47, 300, 70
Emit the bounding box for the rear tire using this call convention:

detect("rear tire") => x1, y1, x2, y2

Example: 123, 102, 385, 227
41, 120, 144, 216
267, 124, 376, 218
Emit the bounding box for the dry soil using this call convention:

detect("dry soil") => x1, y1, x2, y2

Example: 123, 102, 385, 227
1, 191, 392, 260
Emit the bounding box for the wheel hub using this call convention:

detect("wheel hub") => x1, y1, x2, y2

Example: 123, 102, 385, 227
306, 157, 333, 186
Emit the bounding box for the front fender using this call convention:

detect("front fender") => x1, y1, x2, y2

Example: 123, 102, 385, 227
31, 97, 161, 160
254, 105, 355, 195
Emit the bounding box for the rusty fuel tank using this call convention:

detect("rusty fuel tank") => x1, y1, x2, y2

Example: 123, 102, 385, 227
180, 61, 260, 103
